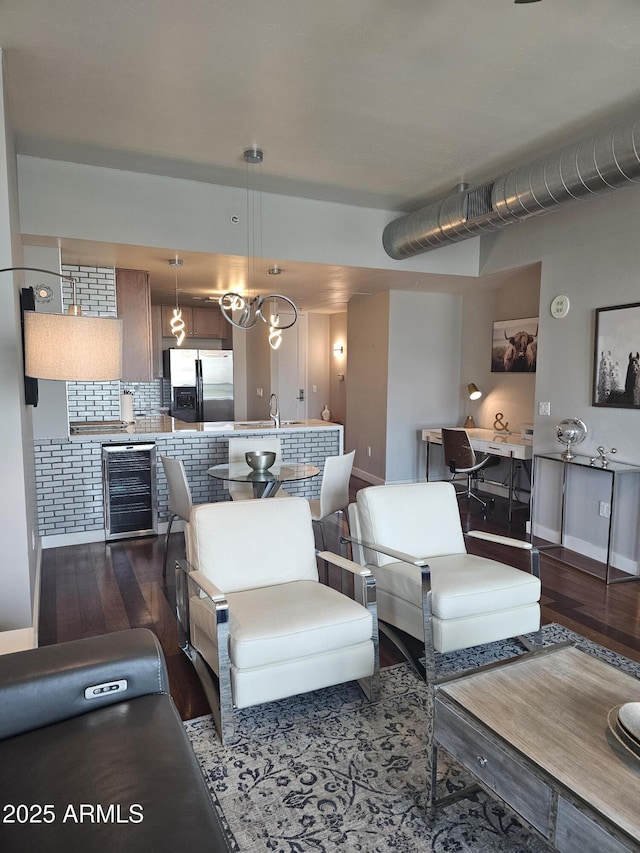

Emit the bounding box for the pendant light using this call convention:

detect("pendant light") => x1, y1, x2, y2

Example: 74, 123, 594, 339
169, 257, 185, 346
219, 148, 298, 349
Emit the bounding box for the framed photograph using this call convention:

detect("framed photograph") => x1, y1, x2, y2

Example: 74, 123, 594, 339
593, 302, 640, 408
491, 317, 538, 373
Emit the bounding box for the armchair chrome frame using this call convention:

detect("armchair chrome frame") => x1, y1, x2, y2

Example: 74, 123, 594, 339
341, 529, 542, 683
175, 551, 380, 745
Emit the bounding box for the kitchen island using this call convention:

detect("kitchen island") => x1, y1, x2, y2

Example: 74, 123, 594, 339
35, 418, 343, 547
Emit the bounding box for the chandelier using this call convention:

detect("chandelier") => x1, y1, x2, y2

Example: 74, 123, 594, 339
219, 148, 298, 350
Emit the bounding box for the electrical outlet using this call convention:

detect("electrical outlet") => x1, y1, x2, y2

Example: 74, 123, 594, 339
256, 387, 263, 397
599, 501, 611, 518
312, 384, 317, 393
538, 401, 551, 416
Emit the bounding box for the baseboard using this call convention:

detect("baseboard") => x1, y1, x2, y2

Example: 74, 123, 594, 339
533, 523, 639, 576
352, 467, 385, 486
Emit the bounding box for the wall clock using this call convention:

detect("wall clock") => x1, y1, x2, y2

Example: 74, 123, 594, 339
550, 294, 570, 319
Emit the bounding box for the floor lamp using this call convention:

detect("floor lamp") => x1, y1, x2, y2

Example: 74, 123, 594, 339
2, 266, 123, 383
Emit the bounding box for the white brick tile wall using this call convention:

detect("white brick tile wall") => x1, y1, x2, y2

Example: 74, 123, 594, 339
34, 428, 341, 540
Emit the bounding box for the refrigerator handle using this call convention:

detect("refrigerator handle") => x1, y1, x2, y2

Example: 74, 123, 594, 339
195, 359, 203, 419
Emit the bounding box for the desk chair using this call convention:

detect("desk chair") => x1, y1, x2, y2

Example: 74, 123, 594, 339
227, 436, 290, 500
442, 427, 494, 512
308, 450, 355, 550
160, 455, 193, 578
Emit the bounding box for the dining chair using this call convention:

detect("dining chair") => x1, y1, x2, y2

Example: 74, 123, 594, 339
441, 427, 495, 512
176, 496, 380, 744
346, 481, 542, 681
308, 450, 355, 550
227, 436, 290, 499
160, 455, 193, 578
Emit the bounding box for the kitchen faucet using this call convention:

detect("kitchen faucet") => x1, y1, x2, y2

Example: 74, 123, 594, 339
269, 393, 280, 428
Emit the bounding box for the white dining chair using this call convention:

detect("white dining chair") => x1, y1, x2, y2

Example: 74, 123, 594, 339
227, 436, 290, 500
160, 455, 193, 578
308, 450, 355, 550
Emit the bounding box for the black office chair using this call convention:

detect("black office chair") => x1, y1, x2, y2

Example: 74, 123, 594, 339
441, 428, 494, 512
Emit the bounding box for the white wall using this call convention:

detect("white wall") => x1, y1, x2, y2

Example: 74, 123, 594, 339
347, 290, 462, 484
329, 313, 347, 425
0, 52, 38, 630
479, 187, 640, 571
387, 290, 462, 483
18, 155, 481, 277
460, 264, 541, 434
346, 293, 390, 482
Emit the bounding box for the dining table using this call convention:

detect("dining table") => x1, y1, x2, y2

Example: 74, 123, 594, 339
207, 461, 320, 498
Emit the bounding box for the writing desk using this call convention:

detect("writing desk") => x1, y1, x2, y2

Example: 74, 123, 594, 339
422, 428, 533, 523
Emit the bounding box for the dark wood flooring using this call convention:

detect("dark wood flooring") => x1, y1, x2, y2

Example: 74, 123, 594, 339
39, 478, 640, 720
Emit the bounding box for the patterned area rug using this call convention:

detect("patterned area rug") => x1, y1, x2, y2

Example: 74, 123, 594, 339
184, 625, 640, 852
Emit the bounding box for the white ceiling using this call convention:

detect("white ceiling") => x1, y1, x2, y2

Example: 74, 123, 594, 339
5, 0, 640, 309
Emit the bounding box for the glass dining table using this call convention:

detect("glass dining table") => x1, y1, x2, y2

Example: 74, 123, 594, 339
207, 461, 320, 498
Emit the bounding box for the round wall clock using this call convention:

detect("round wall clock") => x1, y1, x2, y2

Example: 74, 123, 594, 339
550, 294, 570, 318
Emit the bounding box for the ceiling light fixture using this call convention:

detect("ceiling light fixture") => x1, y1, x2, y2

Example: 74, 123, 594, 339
219, 148, 298, 349
169, 257, 185, 346
1, 266, 123, 382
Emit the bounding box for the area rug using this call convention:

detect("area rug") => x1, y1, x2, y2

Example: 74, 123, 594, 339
184, 625, 640, 852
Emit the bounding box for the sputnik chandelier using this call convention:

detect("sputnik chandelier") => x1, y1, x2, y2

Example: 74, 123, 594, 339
219, 148, 298, 350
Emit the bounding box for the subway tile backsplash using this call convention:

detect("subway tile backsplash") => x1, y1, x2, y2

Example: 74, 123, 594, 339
63, 265, 162, 421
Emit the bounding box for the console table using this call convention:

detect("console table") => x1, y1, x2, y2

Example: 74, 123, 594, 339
431, 645, 640, 852
531, 452, 640, 584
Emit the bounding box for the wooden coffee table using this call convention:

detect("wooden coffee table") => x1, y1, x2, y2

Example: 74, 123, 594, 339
430, 644, 640, 852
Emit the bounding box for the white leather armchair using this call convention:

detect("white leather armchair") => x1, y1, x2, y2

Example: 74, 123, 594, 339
346, 481, 541, 680
176, 497, 380, 744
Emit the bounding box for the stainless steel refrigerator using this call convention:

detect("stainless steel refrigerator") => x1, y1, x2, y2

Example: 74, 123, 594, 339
163, 349, 234, 423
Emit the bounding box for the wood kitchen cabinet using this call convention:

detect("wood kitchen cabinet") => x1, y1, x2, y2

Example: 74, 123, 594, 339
160, 305, 226, 339
116, 268, 153, 382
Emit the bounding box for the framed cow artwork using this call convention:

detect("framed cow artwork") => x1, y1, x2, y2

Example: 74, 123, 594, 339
491, 317, 538, 373
593, 302, 640, 408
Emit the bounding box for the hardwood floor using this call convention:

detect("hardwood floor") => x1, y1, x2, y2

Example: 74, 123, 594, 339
39, 478, 640, 720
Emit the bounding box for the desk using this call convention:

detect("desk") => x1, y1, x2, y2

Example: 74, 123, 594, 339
422, 428, 533, 523
531, 452, 640, 584
207, 461, 319, 498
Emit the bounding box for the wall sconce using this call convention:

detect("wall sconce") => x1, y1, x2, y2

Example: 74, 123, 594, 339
464, 382, 482, 429
333, 343, 344, 356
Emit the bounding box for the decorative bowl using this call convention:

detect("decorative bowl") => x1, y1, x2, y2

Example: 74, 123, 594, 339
245, 450, 276, 472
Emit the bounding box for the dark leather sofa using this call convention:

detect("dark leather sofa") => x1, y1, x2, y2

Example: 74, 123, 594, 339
0, 628, 230, 852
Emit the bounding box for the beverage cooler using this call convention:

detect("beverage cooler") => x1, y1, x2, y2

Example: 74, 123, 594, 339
102, 443, 157, 540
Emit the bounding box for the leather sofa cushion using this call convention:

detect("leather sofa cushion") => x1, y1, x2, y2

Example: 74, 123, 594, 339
0, 693, 229, 853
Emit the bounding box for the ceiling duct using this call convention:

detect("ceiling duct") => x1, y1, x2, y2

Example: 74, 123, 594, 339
383, 115, 640, 259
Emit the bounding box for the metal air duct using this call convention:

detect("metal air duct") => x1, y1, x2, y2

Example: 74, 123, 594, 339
383, 115, 640, 259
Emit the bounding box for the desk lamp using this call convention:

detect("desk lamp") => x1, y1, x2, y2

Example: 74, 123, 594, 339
464, 383, 482, 429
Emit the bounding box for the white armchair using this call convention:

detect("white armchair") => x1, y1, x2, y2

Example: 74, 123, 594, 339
176, 497, 380, 744
345, 481, 541, 680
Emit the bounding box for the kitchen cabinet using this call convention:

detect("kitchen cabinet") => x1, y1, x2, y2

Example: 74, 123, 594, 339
151, 305, 163, 378
116, 268, 153, 382
160, 305, 226, 339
